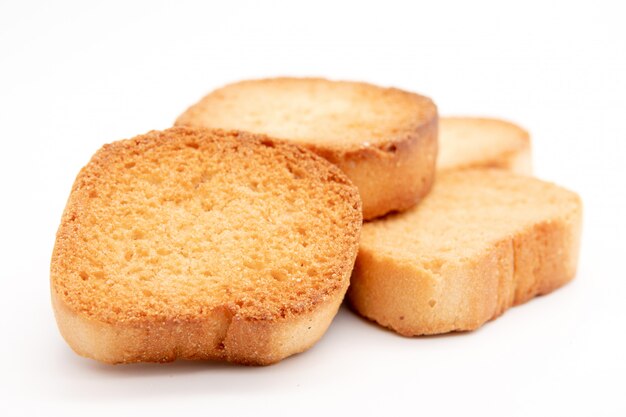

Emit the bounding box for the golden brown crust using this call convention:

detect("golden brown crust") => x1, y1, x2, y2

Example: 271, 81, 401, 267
348, 170, 582, 336
312, 113, 438, 219
175, 78, 438, 220
51, 127, 361, 364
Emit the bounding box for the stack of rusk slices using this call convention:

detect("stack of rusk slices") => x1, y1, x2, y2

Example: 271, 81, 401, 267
51, 78, 582, 365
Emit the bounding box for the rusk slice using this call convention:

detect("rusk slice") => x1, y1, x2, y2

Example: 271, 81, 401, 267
175, 78, 438, 220
51, 127, 362, 365
438, 117, 532, 174
348, 169, 582, 336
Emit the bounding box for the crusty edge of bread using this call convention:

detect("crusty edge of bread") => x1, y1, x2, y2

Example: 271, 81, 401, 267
310, 113, 438, 220
52, 278, 348, 365
347, 193, 582, 336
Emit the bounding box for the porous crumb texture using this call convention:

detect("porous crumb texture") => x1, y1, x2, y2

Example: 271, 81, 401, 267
51, 127, 362, 364
175, 78, 438, 219
349, 169, 582, 336
438, 117, 532, 174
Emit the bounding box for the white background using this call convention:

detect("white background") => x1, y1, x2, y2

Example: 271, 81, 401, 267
1, 1, 624, 415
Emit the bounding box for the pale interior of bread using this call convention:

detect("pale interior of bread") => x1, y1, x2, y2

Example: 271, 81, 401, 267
176, 78, 435, 148
438, 117, 531, 174
362, 170, 579, 263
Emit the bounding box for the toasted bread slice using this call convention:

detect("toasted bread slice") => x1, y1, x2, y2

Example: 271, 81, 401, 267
438, 117, 532, 174
51, 127, 362, 365
175, 78, 438, 220
348, 169, 582, 336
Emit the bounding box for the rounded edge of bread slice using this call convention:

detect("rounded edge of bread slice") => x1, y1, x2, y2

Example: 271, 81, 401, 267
438, 117, 532, 175
175, 77, 438, 220
50, 127, 362, 365
348, 169, 582, 336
